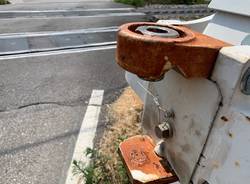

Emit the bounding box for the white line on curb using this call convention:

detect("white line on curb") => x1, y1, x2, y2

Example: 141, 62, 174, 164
65, 89, 104, 184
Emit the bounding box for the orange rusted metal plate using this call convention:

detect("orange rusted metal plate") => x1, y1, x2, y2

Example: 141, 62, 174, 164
116, 22, 231, 81
119, 135, 178, 184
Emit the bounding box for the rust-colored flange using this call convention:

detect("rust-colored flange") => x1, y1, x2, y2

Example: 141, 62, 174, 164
116, 22, 231, 81
119, 135, 178, 184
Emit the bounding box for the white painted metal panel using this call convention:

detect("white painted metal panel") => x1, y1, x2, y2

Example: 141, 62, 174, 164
125, 72, 149, 102
142, 70, 221, 184
192, 46, 250, 184
204, 12, 250, 45
194, 110, 250, 184
209, 0, 250, 17
157, 15, 214, 33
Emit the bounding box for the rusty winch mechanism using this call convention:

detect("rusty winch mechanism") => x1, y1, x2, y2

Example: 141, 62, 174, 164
116, 22, 230, 81
116, 22, 231, 184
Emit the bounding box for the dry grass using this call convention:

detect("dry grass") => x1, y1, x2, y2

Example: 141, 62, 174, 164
97, 87, 143, 183
71, 87, 143, 184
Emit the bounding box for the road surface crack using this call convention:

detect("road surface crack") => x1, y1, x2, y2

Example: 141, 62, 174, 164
0, 84, 128, 113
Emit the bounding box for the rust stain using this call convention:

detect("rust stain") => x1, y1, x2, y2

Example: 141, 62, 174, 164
119, 135, 178, 184
221, 116, 229, 122
235, 161, 240, 167
130, 149, 150, 167
116, 22, 231, 81
228, 131, 234, 138
195, 130, 201, 137
180, 144, 191, 153
212, 160, 220, 169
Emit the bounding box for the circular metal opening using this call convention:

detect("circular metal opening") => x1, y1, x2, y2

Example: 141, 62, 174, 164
136, 25, 180, 38
147, 27, 168, 33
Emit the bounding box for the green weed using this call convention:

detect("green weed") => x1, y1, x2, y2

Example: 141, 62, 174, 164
0, 0, 9, 5
72, 136, 130, 184
114, 0, 145, 7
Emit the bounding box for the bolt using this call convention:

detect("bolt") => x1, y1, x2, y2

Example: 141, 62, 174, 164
164, 109, 175, 119
155, 122, 173, 139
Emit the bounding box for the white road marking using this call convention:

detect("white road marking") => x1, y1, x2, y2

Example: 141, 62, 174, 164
0, 26, 118, 38
0, 26, 117, 56
0, 45, 116, 60
65, 89, 104, 184
0, 12, 144, 20
0, 41, 116, 56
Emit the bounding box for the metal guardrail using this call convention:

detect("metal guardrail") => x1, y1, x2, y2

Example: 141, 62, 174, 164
137, 4, 215, 20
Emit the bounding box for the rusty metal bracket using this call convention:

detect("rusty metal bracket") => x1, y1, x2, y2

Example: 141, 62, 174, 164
119, 135, 178, 184
116, 22, 231, 81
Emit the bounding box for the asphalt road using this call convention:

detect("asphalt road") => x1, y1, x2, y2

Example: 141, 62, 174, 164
1, 1, 131, 10
0, 1, 147, 184
0, 15, 145, 33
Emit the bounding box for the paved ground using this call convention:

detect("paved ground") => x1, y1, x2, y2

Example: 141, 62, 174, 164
9, 0, 113, 4
0, 1, 146, 184
0, 15, 145, 33
1, 1, 130, 10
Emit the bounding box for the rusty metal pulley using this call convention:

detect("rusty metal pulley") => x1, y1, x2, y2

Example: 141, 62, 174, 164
116, 22, 231, 81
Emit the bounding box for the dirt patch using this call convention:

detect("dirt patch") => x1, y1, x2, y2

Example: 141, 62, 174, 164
72, 87, 144, 184
97, 87, 143, 183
